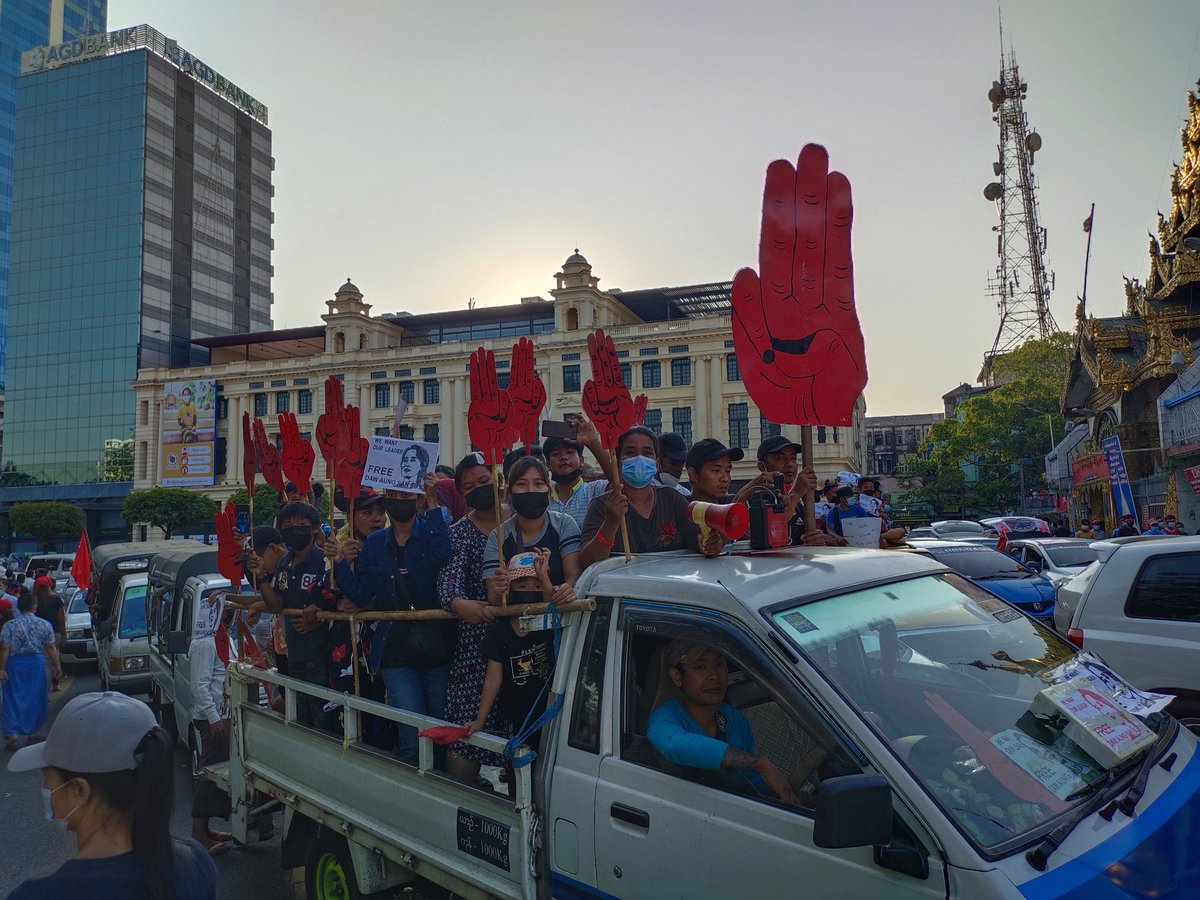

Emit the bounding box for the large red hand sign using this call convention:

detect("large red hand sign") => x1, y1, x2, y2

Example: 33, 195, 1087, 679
508, 337, 546, 449
279, 411, 315, 498
252, 417, 286, 495
337, 405, 368, 499
315, 375, 349, 479
214, 502, 244, 588
582, 329, 634, 450
732, 144, 866, 426
468, 347, 515, 466
241, 411, 256, 500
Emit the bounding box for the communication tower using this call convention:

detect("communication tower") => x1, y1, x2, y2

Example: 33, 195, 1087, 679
980, 42, 1056, 383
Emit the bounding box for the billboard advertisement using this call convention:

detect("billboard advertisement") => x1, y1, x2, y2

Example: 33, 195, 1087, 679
159, 380, 217, 487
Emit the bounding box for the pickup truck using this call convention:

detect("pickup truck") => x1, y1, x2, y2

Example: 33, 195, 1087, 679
214, 545, 1200, 899
145, 543, 231, 774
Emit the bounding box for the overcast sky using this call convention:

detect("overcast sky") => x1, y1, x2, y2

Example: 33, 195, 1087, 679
117, 0, 1200, 417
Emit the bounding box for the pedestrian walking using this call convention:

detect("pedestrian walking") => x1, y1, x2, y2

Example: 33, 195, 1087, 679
0, 592, 61, 748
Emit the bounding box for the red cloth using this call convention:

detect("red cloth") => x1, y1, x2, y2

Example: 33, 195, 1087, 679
418, 725, 472, 746
70, 530, 92, 590
33, 575, 53, 591
437, 477, 467, 523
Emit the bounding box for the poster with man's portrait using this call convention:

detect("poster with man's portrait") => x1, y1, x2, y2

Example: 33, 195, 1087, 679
361, 436, 440, 495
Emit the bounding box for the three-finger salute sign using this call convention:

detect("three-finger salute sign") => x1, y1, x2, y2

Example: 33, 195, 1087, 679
508, 337, 546, 451
582, 329, 634, 450
468, 347, 516, 466
252, 416, 286, 495
279, 411, 315, 498
731, 144, 866, 427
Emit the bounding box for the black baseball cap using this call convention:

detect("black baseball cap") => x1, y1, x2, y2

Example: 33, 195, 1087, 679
333, 486, 385, 513
756, 435, 803, 461
658, 432, 689, 463
236, 525, 283, 564
685, 438, 745, 471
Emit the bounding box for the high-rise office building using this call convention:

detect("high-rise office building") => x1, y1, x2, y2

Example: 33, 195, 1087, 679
1, 24, 272, 539
0, 0, 106, 389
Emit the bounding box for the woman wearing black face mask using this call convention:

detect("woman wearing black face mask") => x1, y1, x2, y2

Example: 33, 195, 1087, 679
483, 457, 581, 608
332, 472, 452, 766
437, 454, 509, 785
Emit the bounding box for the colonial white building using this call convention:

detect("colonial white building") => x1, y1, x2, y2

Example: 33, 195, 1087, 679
132, 253, 865, 500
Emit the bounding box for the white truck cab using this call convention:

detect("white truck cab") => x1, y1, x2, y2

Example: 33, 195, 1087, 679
217, 546, 1200, 899
95, 573, 151, 694
146, 544, 230, 772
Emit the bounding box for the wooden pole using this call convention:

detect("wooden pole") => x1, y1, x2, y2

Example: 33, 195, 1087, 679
800, 426, 816, 533
222, 597, 596, 622
609, 449, 632, 563
492, 462, 507, 605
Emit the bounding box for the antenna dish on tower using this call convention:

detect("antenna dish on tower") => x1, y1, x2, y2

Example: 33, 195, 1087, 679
984, 183, 1003, 202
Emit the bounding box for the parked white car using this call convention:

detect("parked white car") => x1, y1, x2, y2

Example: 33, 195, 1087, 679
60, 586, 96, 667
1055, 536, 1200, 728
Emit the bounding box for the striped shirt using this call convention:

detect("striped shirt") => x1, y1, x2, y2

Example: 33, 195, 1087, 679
550, 478, 609, 527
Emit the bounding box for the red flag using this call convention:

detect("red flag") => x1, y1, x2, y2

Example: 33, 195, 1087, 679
70, 530, 92, 590
1082, 213, 1093, 233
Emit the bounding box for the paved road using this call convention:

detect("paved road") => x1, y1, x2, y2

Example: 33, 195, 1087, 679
0, 670, 294, 899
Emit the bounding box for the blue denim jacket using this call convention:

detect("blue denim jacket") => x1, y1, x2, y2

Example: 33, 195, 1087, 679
333, 510, 452, 670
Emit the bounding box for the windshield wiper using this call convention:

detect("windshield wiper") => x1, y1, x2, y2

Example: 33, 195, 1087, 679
1025, 716, 1178, 871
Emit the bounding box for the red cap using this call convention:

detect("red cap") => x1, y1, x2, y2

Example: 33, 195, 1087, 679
33, 575, 53, 591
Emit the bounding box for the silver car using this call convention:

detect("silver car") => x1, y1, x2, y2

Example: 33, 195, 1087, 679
60, 587, 96, 667
1054, 535, 1200, 729
1006, 537, 1099, 587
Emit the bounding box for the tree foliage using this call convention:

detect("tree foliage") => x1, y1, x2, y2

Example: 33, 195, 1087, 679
10, 502, 84, 549
907, 334, 1073, 516
122, 488, 216, 539
227, 485, 284, 527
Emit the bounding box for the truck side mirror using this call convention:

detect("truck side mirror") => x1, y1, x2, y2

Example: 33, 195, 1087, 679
813, 774, 893, 849
167, 630, 189, 655
97, 620, 113, 640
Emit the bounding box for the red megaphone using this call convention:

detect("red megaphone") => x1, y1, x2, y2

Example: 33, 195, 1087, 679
687, 501, 750, 542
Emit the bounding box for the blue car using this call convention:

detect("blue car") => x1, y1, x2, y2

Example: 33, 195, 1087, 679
909, 540, 1057, 624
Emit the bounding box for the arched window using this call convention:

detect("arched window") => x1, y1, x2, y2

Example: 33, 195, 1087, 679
334, 331, 345, 353
565, 307, 579, 331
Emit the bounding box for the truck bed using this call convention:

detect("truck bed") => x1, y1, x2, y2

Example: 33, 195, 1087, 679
225, 663, 540, 900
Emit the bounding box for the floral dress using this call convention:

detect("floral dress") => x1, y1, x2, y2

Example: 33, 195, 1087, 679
439, 517, 506, 766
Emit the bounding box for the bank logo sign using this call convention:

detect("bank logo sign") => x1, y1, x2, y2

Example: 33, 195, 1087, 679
21, 24, 268, 124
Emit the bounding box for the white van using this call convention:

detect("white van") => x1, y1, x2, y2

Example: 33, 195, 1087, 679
23, 553, 74, 578
95, 573, 151, 695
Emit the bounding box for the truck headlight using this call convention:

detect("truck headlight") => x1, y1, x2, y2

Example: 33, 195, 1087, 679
122, 656, 149, 671
67, 629, 84, 640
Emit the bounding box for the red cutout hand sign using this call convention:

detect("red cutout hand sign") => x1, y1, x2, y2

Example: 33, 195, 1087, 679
582, 329, 634, 450
468, 347, 515, 466
633, 394, 648, 427
279, 411, 315, 498
316, 375, 349, 479
252, 417, 286, 495
214, 502, 244, 588
508, 337, 546, 449
732, 144, 866, 426
241, 411, 256, 500
337, 405, 368, 499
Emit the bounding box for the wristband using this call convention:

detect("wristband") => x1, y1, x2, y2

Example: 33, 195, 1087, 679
596, 532, 615, 548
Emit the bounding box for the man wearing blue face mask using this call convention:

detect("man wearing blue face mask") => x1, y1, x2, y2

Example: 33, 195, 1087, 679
825, 485, 872, 537
580, 427, 723, 566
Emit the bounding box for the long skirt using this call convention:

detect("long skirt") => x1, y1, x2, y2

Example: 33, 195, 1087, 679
3, 653, 48, 737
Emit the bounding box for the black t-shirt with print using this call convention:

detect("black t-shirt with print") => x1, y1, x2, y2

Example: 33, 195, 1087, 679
274, 544, 332, 664
480, 620, 554, 728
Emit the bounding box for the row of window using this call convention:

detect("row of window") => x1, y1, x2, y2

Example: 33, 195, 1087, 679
249, 379, 443, 416
562, 355, 742, 392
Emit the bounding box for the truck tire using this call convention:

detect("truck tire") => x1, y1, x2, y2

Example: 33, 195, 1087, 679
305, 831, 364, 900
1168, 699, 1200, 735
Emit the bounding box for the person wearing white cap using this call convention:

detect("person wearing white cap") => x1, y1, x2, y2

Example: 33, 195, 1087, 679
7, 692, 217, 900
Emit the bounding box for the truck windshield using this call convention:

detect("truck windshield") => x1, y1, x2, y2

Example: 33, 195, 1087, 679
1042, 545, 1098, 568
771, 573, 1121, 852
119, 585, 148, 639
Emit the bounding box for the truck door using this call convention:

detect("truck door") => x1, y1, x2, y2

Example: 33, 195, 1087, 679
172, 585, 197, 739
592, 605, 947, 900
545, 598, 616, 896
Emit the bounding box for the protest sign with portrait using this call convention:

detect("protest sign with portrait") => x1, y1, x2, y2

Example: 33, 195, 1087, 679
361, 436, 440, 494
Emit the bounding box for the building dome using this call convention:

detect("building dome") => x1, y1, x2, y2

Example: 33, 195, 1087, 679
337, 279, 361, 294
563, 249, 589, 267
